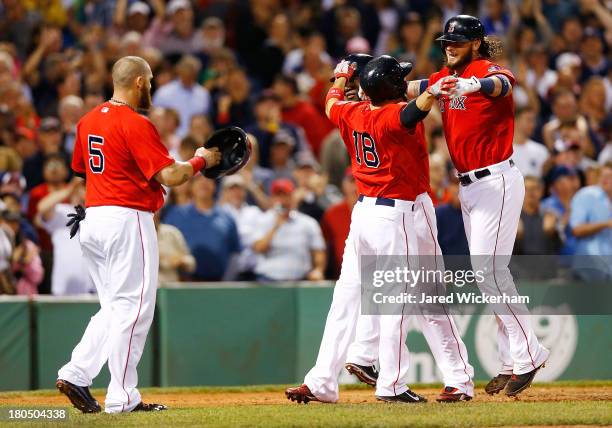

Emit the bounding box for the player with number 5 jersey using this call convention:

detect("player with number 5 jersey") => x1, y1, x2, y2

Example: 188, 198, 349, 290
56, 56, 221, 414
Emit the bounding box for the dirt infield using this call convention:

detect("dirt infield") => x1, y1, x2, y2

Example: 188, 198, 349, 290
1, 385, 611, 408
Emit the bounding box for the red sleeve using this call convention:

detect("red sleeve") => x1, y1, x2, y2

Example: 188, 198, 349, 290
71, 124, 86, 174
125, 116, 174, 181
328, 101, 351, 127
479, 62, 516, 85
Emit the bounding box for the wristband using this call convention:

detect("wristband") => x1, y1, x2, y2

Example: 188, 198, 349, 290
325, 87, 345, 104
478, 77, 496, 95
188, 156, 206, 173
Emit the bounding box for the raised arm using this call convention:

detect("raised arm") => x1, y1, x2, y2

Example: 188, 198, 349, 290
325, 60, 357, 118
400, 76, 458, 128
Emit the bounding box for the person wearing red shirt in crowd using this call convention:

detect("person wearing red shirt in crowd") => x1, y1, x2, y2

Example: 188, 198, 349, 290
406, 15, 550, 397
286, 55, 457, 405
55, 56, 221, 415
320, 168, 358, 278
273, 75, 335, 157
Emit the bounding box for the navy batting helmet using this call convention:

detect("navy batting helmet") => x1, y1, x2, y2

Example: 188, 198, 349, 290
202, 126, 251, 179
359, 55, 412, 105
329, 53, 373, 82
435, 15, 485, 43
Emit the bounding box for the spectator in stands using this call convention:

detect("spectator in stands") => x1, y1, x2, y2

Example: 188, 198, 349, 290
293, 155, 342, 222
273, 74, 334, 157
58, 95, 84, 154
543, 91, 593, 158
163, 175, 241, 281
27, 154, 69, 294
4, 210, 43, 296
0, 192, 37, 244
481, 0, 511, 37
150, 106, 181, 158
579, 76, 611, 156
155, 210, 196, 284
321, 168, 358, 278
245, 90, 307, 168
252, 178, 326, 281
0, 203, 14, 294
553, 124, 597, 174
143, 0, 201, 56
542, 166, 580, 256
22, 117, 68, 190
569, 162, 612, 280
35, 178, 93, 295
209, 67, 254, 129
516, 176, 559, 255
429, 154, 451, 206
579, 28, 608, 82
153, 55, 210, 137
220, 175, 262, 280
269, 129, 297, 181
436, 177, 469, 256
513, 107, 550, 178
238, 134, 273, 209
187, 114, 213, 147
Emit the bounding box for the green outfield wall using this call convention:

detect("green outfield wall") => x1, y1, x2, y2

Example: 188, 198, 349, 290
0, 283, 610, 391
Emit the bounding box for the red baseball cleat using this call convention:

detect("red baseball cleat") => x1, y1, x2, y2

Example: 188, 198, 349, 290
285, 384, 320, 404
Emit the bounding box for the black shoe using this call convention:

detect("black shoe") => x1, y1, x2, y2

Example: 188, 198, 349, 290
345, 363, 378, 387
376, 389, 427, 403
132, 402, 168, 412
56, 379, 101, 413
505, 363, 545, 397
485, 374, 512, 395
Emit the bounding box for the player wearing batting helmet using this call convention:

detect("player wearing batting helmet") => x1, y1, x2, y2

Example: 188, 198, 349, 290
56, 56, 222, 414
285, 55, 460, 404
340, 56, 475, 402
405, 15, 550, 397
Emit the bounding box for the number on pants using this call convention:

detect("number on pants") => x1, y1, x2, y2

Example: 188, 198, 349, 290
352, 130, 380, 168
88, 135, 105, 174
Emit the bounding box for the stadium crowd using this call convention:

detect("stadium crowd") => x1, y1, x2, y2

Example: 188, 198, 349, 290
0, 0, 610, 295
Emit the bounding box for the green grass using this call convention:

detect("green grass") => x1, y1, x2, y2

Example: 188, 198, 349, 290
1, 382, 611, 427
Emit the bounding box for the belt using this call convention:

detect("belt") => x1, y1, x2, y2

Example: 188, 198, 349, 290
458, 159, 514, 187
357, 195, 415, 211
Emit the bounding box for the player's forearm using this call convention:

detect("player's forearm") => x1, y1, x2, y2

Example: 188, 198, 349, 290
571, 221, 610, 238
399, 91, 435, 129
155, 160, 202, 187
325, 78, 347, 118
406, 80, 428, 99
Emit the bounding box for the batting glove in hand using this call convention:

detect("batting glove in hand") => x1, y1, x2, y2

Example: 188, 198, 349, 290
427, 76, 458, 98
333, 60, 357, 81
451, 76, 482, 97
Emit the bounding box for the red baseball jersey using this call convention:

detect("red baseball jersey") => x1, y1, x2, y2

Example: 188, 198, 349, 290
429, 58, 515, 173
72, 102, 174, 212
329, 100, 429, 201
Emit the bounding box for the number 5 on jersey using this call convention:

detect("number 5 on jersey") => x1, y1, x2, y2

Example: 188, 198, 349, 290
88, 135, 105, 174
352, 130, 380, 168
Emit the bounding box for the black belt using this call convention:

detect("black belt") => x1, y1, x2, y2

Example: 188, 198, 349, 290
458, 159, 514, 187
358, 194, 395, 207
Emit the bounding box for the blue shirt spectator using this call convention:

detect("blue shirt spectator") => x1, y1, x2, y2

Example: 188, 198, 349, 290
569, 163, 612, 279
436, 183, 469, 256
163, 176, 240, 281
152, 56, 211, 137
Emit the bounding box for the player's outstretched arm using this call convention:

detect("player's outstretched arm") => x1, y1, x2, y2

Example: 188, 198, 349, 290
452, 75, 513, 98
154, 147, 221, 187
405, 79, 429, 100
399, 76, 457, 128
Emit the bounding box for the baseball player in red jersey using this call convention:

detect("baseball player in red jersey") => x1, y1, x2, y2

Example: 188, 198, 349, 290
337, 54, 475, 402
286, 55, 459, 404
56, 56, 221, 413
407, 15, 550, 397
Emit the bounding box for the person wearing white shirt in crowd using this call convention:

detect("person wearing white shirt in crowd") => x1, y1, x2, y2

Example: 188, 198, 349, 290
152, 55, 210, 137
220, 175, 262, 279
35, 178, 94, 295
512, 107, 549, 178
252, 178, 326, 282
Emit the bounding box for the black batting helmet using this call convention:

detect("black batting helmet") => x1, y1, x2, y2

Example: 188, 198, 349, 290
202, 126, 251, 179
435, 15, 485, 43
359, 55, 412, 105
329, 53, 373, 82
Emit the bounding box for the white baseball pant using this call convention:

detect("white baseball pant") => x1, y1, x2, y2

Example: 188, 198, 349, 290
304, 196, 419, 401
346, 192, 474, 396
58, 206, 159, 413
459, 161, 549, 375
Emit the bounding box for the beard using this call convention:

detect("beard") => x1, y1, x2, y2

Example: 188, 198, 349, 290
447, 49, 474, 71
138, 85, 152, 110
